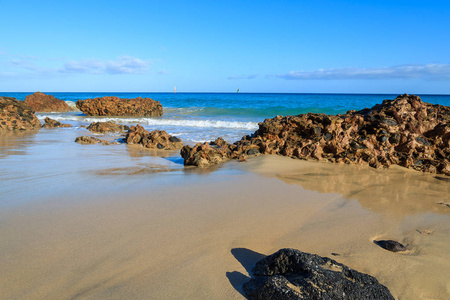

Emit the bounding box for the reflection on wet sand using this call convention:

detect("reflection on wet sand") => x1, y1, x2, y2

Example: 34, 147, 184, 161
246, 156, 450, 217
94, 165, 178, 176
0, 130, 39, 158
126, 144, 180, 158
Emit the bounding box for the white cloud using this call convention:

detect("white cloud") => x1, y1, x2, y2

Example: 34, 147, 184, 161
61, 56, 152, 74
277, 64, 450, 80
157, 70, 169, 75
228, 74, 258, 80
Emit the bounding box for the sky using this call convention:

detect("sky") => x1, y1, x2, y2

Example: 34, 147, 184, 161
0, 0, 449, 93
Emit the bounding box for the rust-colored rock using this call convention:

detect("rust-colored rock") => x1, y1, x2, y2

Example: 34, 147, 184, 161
181, 94, 450, 175
125, 124, 182, 150
42, 117, 72, 129
24, 92, 71, 112
75, 136, 118, 145
0, 97, 41, 132
87, 121, 129, 133
76, 96, 163, 116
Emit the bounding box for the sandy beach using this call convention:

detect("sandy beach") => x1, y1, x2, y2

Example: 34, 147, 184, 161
1, 128, 449, 299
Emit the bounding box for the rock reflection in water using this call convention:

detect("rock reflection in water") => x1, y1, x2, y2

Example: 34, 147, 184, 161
276, 163, 450, 216
0, 131, 39, 158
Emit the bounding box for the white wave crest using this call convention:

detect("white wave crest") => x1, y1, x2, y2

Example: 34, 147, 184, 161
65, 101, 80, 111
36, 115, 258, 130
84, 117, 259, 130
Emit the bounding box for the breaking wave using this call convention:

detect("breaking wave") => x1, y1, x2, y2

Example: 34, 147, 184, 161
36, 115, 259, 130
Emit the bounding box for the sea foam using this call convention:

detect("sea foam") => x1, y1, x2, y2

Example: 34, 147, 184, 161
37, 115, 258, 130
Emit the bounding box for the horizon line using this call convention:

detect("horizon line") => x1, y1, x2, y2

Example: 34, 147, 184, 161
2, 91, 450, 96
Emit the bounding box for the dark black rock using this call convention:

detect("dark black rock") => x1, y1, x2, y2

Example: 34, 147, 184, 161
373, 240, 407, 252
243, 248, 394, 300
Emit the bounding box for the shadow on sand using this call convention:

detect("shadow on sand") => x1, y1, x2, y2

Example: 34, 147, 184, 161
226, 248, 266, 298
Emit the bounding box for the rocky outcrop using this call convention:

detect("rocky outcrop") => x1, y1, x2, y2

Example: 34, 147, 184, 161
87, 121, 129, 133
181, 94, 450, 175
125, 124, 182, 150
0, 97, 41, 131
76, 96, 163, 116
24, 92, 71, 112
75, 136, 118, 145
243, 248, 394, 300
42, 117, 72, 129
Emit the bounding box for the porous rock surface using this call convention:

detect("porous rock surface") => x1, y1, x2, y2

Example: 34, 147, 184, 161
181, 94, 450, 175
243, 248, 394, 300
42, 117, 72, 129
24, 92, 72, 112
87, 121, 129, 133
75, 136, 118, 145
0, 97, 41, 131
76, 96, 163, 117
125, 124, 182, 150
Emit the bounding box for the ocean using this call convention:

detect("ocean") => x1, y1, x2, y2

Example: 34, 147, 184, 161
5, 92, 450, 143
2, 92, 450, 207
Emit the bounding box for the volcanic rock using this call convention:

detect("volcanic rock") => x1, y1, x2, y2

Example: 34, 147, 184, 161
76, 96, 163, 117
373, 240, 407, 252
87, 121, 129, 133
42, 117, 72, 129
24, 92, 72, 112
243, 248, 394, 300
75, 136, 117, 145
0, 97, 41, 132
181, 94, 450, 175
125, 124, 182, 150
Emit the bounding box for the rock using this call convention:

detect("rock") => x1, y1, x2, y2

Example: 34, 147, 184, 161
125, 124, 183, 150
24, 92, 72, 112
373, 240, 407, 252
87, 121, 129, 133
75, 136, 117, 145
76, 96, 163, 116
42, 117, 72, 129
0, 97, 41, 132
181, 94, 450, 175
243, 248, 394, 300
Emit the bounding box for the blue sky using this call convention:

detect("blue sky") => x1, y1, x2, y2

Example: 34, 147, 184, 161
0, 0, 449, 93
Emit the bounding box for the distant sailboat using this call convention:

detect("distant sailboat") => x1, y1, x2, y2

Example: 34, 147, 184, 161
174, 86, 176, 93
237, 88, 239, 93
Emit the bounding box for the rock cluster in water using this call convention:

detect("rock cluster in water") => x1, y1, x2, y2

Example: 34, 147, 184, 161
181, 94, 450, 175
42, 117, 72, 129
87, 121, 129, 133
125, 124, 183, 150
24, 92, 72, 112
0, 97, 41, 131
76, 96, 163, 117
243, 248, 394, 300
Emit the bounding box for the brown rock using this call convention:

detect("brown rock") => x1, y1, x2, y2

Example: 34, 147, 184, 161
87, 121, 129, 133
75, 136, 117, 145
24, 92, 72, 112
125, 124, 182, 150
42, 117, 72, 129
76, 96, 163, 116
0, 97, 41, 132
181, 94, 450, 175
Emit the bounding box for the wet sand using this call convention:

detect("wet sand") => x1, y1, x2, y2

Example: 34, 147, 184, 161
1, 131, 450, 299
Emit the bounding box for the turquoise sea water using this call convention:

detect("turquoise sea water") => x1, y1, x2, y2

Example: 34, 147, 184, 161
3, 92, 450, 143
1, 92, 450, 207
